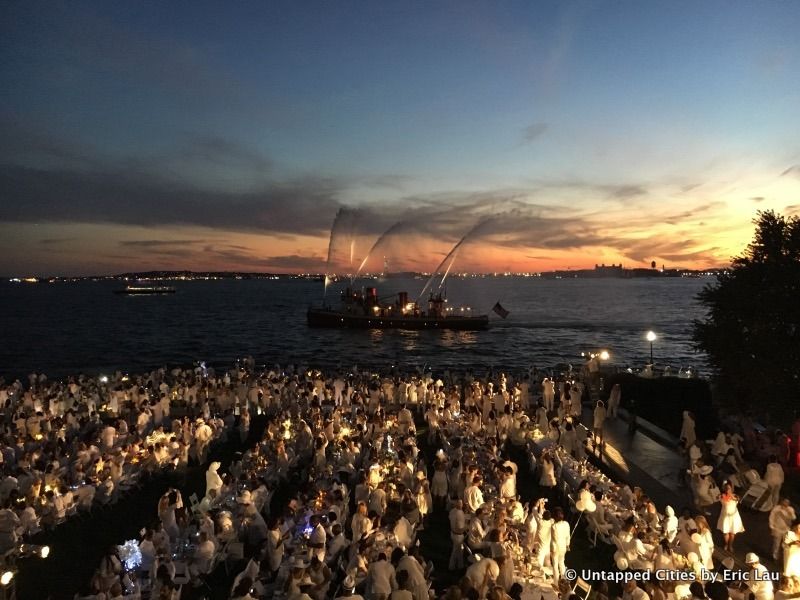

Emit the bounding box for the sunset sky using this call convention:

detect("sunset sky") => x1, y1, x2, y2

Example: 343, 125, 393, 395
2, 1, 800, 275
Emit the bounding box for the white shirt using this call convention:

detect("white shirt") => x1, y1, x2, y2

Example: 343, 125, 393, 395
552, 520, 571, 553
500, 476, 516, 499
465, 558, 499, 589
367, 560, 396, 595
749, 564, 774, 600
770, 505, 796, 536
465, 485, 484, 512
765, 463, 785, 486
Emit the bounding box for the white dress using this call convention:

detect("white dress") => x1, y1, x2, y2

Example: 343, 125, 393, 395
717, 496, 745, 534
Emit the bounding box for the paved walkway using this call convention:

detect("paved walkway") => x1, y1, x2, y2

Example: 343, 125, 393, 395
576, 406, 776, 572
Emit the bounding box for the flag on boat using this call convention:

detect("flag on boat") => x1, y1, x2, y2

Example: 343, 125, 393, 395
492, 302, 510, 319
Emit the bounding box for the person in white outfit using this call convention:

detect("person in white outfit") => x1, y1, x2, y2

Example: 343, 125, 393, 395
745, 553, 774, 600
680, 412, 696, 448
205, 462, 223, 497
607, 384, 621, 418
465, 557, 499, 600
449, 500, 467, 570
769, 499, 795, 562
542, 378, 555, 412
783, 521, 800, 578
662, 506, 678, 544
533, 503, 552, 569
717, 484, 744, 553
366, 553, 396, 600
764, 456, 785, 507
593, 401, 607, 449
550, 507, 570, 584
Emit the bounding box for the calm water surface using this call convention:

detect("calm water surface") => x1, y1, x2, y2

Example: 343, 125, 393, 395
0, 277, 711, 377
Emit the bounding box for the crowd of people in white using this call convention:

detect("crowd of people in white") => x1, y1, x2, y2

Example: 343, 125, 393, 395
0, 366, 248, 561
3, 361, 798, 600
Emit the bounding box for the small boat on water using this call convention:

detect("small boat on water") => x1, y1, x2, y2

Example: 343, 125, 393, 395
307, 286, 489, 330
113, 282, 176, 295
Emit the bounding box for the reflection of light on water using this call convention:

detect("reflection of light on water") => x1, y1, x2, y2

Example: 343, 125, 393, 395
400, 330, 419, 352
457, 331, 477, 344
441, 331, 478, 348
370, 330, 384, 343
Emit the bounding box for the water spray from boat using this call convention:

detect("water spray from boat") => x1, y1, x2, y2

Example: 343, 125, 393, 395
353, 220, 410, 281
417, 218, 494, 302
324, 208, 362, 297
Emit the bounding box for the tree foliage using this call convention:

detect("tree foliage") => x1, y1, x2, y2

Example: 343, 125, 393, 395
693, 210, 800, 421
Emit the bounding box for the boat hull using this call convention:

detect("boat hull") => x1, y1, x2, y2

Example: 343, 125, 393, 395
307, 307, 489, 330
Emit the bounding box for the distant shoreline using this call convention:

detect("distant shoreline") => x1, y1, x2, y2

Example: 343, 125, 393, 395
4, 267, 726, 282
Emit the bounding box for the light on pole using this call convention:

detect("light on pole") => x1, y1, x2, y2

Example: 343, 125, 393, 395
646, 331, 657, 365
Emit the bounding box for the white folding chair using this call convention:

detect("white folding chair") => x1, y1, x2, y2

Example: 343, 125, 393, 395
572, 577, 592, 600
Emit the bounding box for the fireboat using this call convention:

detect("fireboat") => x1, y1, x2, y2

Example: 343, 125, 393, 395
307, 287, 489, 330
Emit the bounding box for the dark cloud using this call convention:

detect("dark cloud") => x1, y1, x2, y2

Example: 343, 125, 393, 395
781, 165, 800, 177
360, 174, 413, 190
663, 202, 725, 225
0, 164, 342, 236
521, 123, 548, 144
659, 248, 721, 262
0, 115, 102, 170
608, 185, 647, 200
39, 238, 75, 245
526, 178, 649, 202
179, 136, 271, 172
262, 254, 326, 270
119, 240, 204, 248
612, 236, 721, 264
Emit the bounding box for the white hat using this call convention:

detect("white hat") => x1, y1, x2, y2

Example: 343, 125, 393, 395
690, 533, 702, 544
699, 465, 713, 475
343, 575, 356, 589
745, 552, 759, 564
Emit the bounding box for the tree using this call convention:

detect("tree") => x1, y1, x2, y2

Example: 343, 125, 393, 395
693, 210, 800, 422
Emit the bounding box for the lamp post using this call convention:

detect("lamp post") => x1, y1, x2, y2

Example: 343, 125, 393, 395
646, 331, 657, 365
